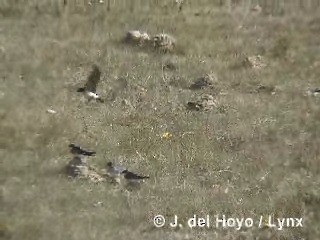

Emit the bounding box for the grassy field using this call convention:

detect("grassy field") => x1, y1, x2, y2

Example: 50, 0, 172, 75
1, 0, 320, 239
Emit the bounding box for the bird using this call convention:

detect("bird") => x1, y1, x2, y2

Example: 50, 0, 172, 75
106, 162, 127, 182
69, 143, 96, 157
77, 64, 104, 102
121, 169, 149, 185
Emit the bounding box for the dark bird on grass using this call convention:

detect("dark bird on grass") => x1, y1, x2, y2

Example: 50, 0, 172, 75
122, 170, 149, 184
77, 64, 104, 102
69, 143, 96, 157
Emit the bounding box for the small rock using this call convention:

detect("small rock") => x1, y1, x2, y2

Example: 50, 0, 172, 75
46, 109, 57, 114
124, 30, 151, 46
93, 201, 104, 207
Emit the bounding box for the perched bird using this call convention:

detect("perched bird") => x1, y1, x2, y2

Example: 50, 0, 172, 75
106, 162, 127, 182
69, 143, 96, 157
122, 170, 149, 185
77, 64, 104, 102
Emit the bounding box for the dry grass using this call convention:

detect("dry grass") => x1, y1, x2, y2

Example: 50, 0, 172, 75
1, 0, 320, 239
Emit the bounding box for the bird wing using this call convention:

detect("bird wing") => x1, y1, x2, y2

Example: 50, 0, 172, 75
85, 64, 101, 93
125, 171, 149, 180
69, 143, 96, 156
